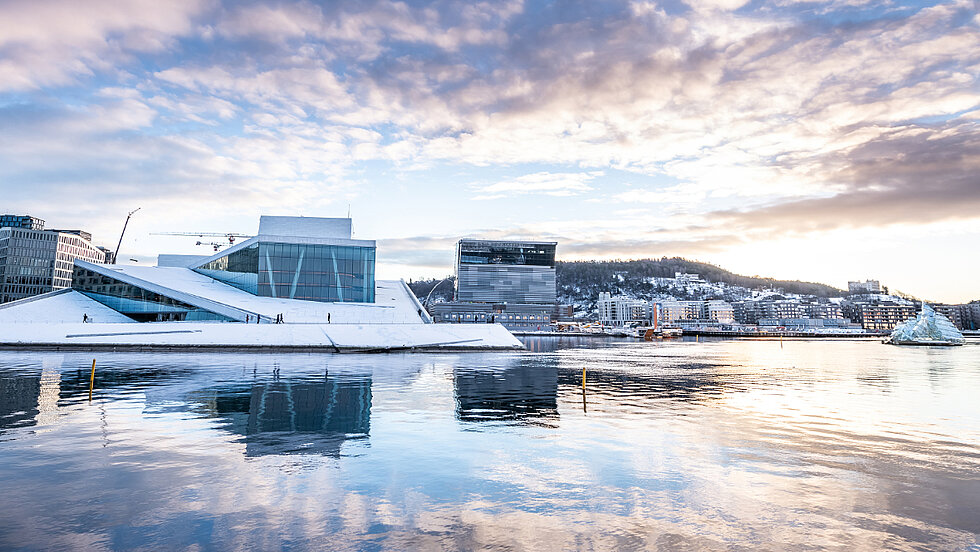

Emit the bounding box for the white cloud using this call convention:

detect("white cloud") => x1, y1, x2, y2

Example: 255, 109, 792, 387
472, 171, 602, 199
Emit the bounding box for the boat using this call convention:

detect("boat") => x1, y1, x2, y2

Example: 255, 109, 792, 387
887, 304, 965, 346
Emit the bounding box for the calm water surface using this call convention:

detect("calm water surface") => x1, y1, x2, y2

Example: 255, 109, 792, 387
1, 337, 978, 551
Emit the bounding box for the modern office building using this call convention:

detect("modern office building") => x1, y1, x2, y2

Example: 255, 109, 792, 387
431, 238, 558, 331
0, 216, 106, 304
455, 239, 557, 304
0, 215, 45, 230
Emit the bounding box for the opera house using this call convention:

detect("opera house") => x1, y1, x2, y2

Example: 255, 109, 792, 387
0, 216, 522, 351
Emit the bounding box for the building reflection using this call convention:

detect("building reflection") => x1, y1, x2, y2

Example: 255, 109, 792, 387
454, 363, 558, 425
557, 365, 727, 403
0, 373, 41, 433
0, 357, 64, 433
199, 376, 372, 458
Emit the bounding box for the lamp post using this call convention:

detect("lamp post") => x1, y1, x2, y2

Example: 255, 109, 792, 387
423, 277, 453, 308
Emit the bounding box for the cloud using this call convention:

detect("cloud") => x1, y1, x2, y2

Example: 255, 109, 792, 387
707, 123, 980, 235
0, 0, 208, 91
1, 0, 979, 298
472, 171, 602, 199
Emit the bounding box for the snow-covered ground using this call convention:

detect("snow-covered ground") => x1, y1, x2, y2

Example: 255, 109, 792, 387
0, 289, 134, 324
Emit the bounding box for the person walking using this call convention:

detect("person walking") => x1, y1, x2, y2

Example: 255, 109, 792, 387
83, 313, 88, 323
327, 313, 331, 324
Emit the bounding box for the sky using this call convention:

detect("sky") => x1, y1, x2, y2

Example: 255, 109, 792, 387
0, 0, 978, 303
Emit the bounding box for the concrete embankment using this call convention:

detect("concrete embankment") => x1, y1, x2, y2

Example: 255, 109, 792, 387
0, 322, 525, 352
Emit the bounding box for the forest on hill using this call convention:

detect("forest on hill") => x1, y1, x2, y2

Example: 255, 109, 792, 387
556, 258, 845, 302
409, 257, 844, 306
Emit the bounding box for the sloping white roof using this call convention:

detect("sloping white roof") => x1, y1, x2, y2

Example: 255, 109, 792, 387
76, 261, 427, 324
0, 289, 135, 324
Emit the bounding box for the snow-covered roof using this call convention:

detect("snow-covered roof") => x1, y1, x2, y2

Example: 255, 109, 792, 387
0, 289, 135, 324
75, 260, 428, 324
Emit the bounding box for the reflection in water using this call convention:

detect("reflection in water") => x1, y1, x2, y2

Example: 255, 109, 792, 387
454, 361, 558, 424
196, 376, 372, 457
0, 342, 977, 551
0, 372, 40, 433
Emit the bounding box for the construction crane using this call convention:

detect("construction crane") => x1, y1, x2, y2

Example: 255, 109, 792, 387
150, 231, 253, 250
195, 241, 231, 252
113, 207, 141, 263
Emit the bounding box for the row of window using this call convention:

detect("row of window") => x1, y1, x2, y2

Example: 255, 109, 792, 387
196, 242, 376, 303
0, 285, 49, 297
441, 313, 550, 321
73, 268, 234, 322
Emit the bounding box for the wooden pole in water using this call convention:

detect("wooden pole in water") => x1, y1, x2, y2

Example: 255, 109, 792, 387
88, 359, 96, 402
582, 366, 587, 413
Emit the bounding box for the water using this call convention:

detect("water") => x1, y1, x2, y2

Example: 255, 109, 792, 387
1, 337, 978, 551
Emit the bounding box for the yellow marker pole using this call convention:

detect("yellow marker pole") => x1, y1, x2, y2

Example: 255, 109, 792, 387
88, 359, 96, 402
581, 366, 587, 413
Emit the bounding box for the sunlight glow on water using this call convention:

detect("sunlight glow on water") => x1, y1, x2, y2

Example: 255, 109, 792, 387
1, 338, 978, 550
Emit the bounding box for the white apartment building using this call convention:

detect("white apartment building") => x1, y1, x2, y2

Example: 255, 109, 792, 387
597, 292, 650, 326
657, 299, 706, 322
706, 300, 735, 324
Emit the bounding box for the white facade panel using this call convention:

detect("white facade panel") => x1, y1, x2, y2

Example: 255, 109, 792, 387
258, 216, 352, 239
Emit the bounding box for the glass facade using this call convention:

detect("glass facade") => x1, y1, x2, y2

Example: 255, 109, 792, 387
193, 241, 376, 303
458, 241, 556, 267
0, 228, 106, 304
72, 267, 234, 322
196, 243, 259, 293
455, 240, 557, 304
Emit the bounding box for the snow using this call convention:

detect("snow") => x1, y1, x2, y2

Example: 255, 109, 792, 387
0, 289, 134, 324
0, 321, 524, 351
888, 304, 965, 345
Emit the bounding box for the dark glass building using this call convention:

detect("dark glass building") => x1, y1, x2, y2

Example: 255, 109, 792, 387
455, 239, 557, 304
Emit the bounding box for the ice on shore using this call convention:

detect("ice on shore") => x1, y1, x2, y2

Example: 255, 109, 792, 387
888, 303, 964, 345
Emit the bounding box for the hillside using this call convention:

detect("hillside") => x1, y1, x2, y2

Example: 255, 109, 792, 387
408, 258, 846, 309
557, 258, 845, 304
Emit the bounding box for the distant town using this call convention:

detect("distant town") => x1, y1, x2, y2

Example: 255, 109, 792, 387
2, 212, 978, 338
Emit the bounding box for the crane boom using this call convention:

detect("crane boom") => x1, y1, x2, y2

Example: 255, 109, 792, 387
151, 232, 251, 237
150, 231, 253, 246
113, 207, 141, 264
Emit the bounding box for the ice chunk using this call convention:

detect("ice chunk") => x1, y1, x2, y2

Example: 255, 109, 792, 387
888, 303, 965, 345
